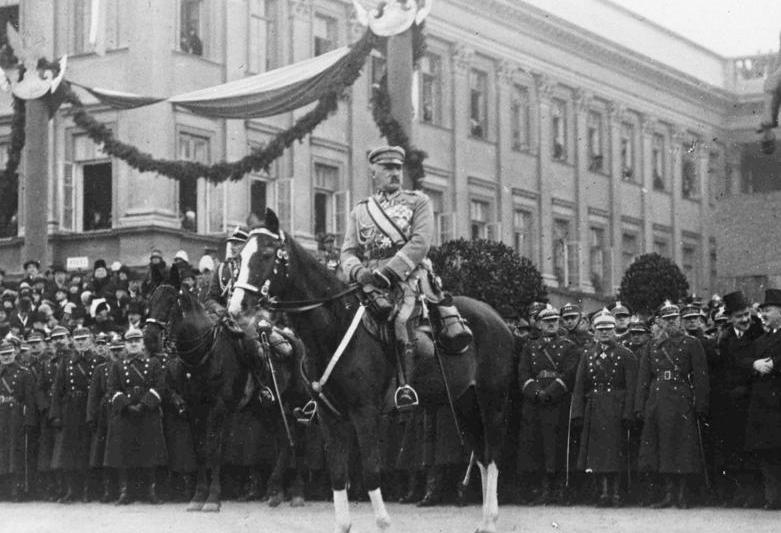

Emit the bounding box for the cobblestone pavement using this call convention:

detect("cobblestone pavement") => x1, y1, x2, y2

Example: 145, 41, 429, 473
1, 501, 779, 533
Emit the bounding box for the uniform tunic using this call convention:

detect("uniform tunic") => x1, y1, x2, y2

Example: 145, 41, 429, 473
86, 361, 111, 468
105, 355, 167, 469
50, 350, 102, 471
0, 362, 36, 475
35, 352, 60, 472
635, 331, 709, 474
571, 340, 637, 473
517, 334, 580, 473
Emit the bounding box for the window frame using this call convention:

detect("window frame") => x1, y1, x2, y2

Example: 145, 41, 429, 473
587, 110, 605, 173
551, 98, 568, 162
420, 52, 443, 126
313, 12, 338, 57
510, 84, 531, 152
63, 130, 114, 233
469, 68, 488, 139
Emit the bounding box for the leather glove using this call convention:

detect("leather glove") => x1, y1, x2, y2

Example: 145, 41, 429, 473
370, 268, 394, 290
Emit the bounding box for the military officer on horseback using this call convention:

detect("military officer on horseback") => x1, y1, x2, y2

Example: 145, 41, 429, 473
340, 145, 472, 410
204, 225, 250, 325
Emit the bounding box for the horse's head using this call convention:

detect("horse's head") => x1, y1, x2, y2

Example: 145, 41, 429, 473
228, 208, 290, 317
144, 283, 180, 352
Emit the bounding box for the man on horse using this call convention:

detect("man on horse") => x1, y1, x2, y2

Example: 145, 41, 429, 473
340, 145, 472, 410
204, 225, 250, 326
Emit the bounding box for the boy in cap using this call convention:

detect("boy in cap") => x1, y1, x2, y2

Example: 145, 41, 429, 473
0, 339, 36, 501
571, 309, 637, 507
340, 145, 472, 409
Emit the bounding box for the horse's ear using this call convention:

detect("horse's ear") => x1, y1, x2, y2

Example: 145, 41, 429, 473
168, 263, 181, 289
265, 208, 280, 234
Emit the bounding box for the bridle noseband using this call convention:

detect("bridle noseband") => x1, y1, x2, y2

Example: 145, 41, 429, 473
233, 227, 289, 302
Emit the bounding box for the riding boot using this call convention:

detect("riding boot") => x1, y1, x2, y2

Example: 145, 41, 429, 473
399, 470, 422, 504
596, 475, 610, 507
57, 474, 76, 504
394, 342, 419, 411
100, 470, 113, 503
651, 476, 674, 509
115, 469, 130, 505
675, 475, 689, 509
147, 468, 161, 504
417, 466, 444, 507
431, 295, 473, 354
611, 474, 623, 507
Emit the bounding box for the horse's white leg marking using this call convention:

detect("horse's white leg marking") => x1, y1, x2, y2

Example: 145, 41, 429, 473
477, 461, 488, 532
486, 461, 499, 532
368, 488, 391, 531
333, 489, 352, 533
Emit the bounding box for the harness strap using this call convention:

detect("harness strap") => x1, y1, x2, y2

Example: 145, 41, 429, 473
312, 305, 366, 393
266, 285, 361, 313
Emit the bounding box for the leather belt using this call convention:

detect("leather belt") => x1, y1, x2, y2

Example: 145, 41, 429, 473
656, 370, 686, 382
537, 370, 559, 379
367, 246, 400, 261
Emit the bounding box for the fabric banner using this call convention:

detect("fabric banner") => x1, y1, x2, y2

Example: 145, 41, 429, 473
71, 45, 352, 119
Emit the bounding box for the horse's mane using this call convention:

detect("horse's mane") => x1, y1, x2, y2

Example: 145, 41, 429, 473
284, 231, 348, 299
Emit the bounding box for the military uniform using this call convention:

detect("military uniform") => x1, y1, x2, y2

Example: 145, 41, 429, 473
0, 353, 36, 499
517, 326, 579, 500
204, 257, 241, 319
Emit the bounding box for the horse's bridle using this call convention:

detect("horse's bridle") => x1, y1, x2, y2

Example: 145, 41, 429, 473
235, 227, 360, 313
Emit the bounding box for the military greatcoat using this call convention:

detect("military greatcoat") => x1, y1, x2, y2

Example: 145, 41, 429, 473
0, 361, 36, 475
50, 350, 102, 471
635, 331, 709, 474
35, 350, 60, 472
517, 333, 580, 473
86, 360, 111, 468
105, 354, 168, 469
571, 340, 637, 473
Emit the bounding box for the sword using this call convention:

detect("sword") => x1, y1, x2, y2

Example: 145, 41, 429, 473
461, 451, 476, 490
696, 417, 711, 490
262, 332, 294, 448
565, 395, 573, 488
626, 428, 632, 490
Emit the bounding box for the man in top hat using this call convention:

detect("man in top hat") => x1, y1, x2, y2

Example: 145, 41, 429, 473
635, 300, 709, 509
740, 288, 781, 509
49, 326, 103, 503
610, 302, 632, 345
105, 327, 167, 505
340, 145, 472, 409
711, 290, 765, 507
571, 309, 637, 507
0, 339, 36, 501
516, 304, 580, 505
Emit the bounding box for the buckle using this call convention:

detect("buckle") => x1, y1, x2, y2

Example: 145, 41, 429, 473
662, 370, 672, 380
394, 385, 419, 411
294, 400, 318, 426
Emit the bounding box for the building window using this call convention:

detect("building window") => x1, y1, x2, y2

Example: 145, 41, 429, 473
652, 133, 665, 191
587, 111, 604, 173
589, 226, 607, 293
0, 142, 13, 237
248, 0, 278, 72
511, 85, 530, 151
682, 140, 698, 199
314, 14, 337, 56
469, 69, 487, 138
470, 199, 489, 239
63, 134, 113, 233
313, 162, 348, 241
653, 237, 669, 258
70, 0, 90, 54
551, 98, 567, 161
553, 218, 572, 286
622, 232, 638, 273
682, 243, 698, 288
180, 0, 204, 56
178, 132, 211, 232
420, 53, 443, 126
621, 122, 635, 181
513, 209, 533, 258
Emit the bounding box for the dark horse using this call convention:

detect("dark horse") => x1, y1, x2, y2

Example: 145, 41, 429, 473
228, 210, 513, 533
145, 270, 309, 511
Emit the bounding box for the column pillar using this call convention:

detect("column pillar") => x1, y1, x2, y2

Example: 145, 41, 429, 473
640, 116, 656, 254
670, 127, 685, 265
534, 73, 557, 286
496, 60, 516, 245
607, 101, 625, 293
697, 141, 711, 295
574, 89, 594, 293
451, 44, 473, 239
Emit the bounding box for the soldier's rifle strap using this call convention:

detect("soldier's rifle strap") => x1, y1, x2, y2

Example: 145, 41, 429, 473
364, 197, 409, 246
541, 346, 560, 374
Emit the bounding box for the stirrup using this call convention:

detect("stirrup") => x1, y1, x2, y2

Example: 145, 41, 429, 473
293, 400, 318, 425
258, 385, 276, 405
394, 385, 419, 411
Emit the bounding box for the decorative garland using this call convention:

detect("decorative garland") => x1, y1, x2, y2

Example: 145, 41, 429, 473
0, 95, 25, 230
370, 23, 428, 188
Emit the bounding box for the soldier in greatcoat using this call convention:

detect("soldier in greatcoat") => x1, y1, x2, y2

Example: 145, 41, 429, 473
635, 301, 709, 509
86, 332, 115, 503
24, 330, 47, 499
517, 304, 580, 505
105, 327, 167, 505
0, 339, 36, 501
740, 289, 781, 509
37, 325, 68, 500
571, 309, 637, 507
49, 326, 102, 503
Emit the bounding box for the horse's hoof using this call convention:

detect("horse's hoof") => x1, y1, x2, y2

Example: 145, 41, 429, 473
290, 496, 305, 507
201, 502, 221, 513
268, 493, 283, 507
186, 501, 205, 512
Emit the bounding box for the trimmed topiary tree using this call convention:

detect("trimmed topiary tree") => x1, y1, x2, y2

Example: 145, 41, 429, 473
617, 252, 690, 316
428, 238, 547, 318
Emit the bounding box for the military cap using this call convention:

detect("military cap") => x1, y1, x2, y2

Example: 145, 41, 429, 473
72, 326, 92, 339
109, 339, 125, 350
658, 300, 680, 318
628, 316, 650, 333
713, 307, 728, 325
537, 304, 560, 321
4, 334, 21, 348
94, 332, 109, 345
368, 145, 405, 165
527, 301, 547, 320
150, 249, 163, 260
680, 304, 701, 319
228, 225, 250, 243
124, 327, 143, 341
27, 331, 45, 343
516, 318, 530, 330
592, 308, 617, 329
50, 325, 70, 338
0, 339, 15, 354
19, 341, 30, 352
560, 303, 581, 318
610, 301, 631, 317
